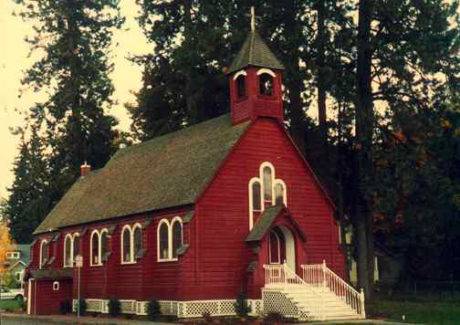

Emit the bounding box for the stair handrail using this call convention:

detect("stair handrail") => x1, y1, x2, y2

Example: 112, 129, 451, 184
263, 263, 325, 320
301, 261, 366, 318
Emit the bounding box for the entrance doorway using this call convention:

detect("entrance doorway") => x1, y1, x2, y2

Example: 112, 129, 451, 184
268, 225, 296, 270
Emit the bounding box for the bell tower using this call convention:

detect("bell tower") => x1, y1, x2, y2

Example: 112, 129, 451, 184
227, 8, 285, 125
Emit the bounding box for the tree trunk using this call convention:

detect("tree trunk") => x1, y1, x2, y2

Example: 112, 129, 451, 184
354, 0, 375, 302
316, 0, 327, 146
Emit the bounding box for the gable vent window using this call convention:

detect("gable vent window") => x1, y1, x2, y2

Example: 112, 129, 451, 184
248, 162, 288, 229
157, 217, 183, 262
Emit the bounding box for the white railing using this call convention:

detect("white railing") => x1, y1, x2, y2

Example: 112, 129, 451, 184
263, 263, 324, 319
301, 261, 366, 318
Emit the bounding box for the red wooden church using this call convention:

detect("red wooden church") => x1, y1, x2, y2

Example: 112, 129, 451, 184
25, 23, 365, 321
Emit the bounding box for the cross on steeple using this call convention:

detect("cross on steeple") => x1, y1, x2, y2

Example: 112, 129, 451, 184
250, 6, 256, 32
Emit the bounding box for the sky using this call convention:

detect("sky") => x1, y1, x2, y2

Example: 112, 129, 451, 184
0, 0, 151, 199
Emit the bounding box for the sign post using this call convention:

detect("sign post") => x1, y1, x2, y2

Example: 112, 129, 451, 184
75, 254, 83, 319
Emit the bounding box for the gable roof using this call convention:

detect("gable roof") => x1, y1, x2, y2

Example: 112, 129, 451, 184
34, 115, 250, 234
245, 205, 306, 242
228, 30, 285, 74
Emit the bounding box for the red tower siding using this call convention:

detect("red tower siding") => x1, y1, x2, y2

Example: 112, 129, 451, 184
229, 67, 284, 124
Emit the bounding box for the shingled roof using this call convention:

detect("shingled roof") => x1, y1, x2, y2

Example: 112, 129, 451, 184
227, 30, 285, 74
34, 115, 250, 235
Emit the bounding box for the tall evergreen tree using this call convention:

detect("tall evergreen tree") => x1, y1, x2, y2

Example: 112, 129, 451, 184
5, 127, 51, 243
7, 0, 124, 240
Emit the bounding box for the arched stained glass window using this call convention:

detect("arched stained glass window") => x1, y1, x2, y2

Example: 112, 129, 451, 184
40, 240, 49, 268
91, 231, 100, 265
252, 181, 262, 211
100, 230, 108, 260
263, 166, 273, 202
172, 220, 183, 259
64, 235, 72, 267
159, 222, 169, 260
122, 227, 132, 263
275, 182, 285, 205
133, 226, 142, 258
73, 235, 80, 259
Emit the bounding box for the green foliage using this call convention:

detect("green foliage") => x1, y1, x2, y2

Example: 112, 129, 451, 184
146, 298, 161, 321
234, 292, 251, 317
6, 0, 124, 242
59, 300, 72, 315
76, 298, 87, 316
108, 298, 121, 317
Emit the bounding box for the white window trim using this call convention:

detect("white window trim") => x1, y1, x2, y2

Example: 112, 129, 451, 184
248, 162, 288, 230
232, 70, 247, 80
157, 217, 182, 262
248, 177, 263, 230
132, 223, 143, 259
121, 225, 135, 265
171, 217, 183, 259
99, 229, 108, 262
274, 179, 287, 205
39, 240, 48, 269
157, 219, 172, 262
90, 230, 103, 267
53, 281, 60, 291
256, 68, 276, 77
63, 234, 73, 267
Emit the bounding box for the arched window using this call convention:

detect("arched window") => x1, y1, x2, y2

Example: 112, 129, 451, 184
91, 231, 100, 265
259, 73, 274, 96
236, 74, 246, 98
251, 180, 262, 211
100, 230, 108, 261
248, 162, 288, 230
133, 225, 142, 258
39, 240, 49, 269
263, 166, 273, 203
121, 226, 132, 263
64, 234, 73, 267
158, 221, 170, 261
73, 234, 80, 259
172, 219, 183, 259
274, 181, 286, 205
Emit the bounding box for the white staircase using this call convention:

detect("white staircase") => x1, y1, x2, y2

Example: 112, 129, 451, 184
262, 262, 365, 321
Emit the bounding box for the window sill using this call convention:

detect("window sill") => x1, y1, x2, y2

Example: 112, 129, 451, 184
157, 258, 178, 263
121, 261, 137, 265
90, 263, 104, 267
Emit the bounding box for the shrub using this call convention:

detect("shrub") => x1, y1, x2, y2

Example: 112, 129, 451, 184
146, 298, 161, 320
108, 298, 121, 317
234, 292, 251, 317
59, 300, 72, 315
76, 298, 87, 316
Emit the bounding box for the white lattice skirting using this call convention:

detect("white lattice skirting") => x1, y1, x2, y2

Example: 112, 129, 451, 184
262, 289, 310, 320
73, 298, 263, 318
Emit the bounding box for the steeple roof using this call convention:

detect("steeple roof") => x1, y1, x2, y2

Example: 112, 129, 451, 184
227, 30, 285, 74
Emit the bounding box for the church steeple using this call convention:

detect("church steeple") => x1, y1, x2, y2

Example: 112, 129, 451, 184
227, 8, 285, 125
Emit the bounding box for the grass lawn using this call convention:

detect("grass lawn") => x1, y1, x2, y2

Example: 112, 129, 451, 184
0, 299, 22, 312
368, 298, 460, 324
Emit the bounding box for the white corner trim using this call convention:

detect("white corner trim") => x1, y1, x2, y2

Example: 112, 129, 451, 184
257, 68, 276, 77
